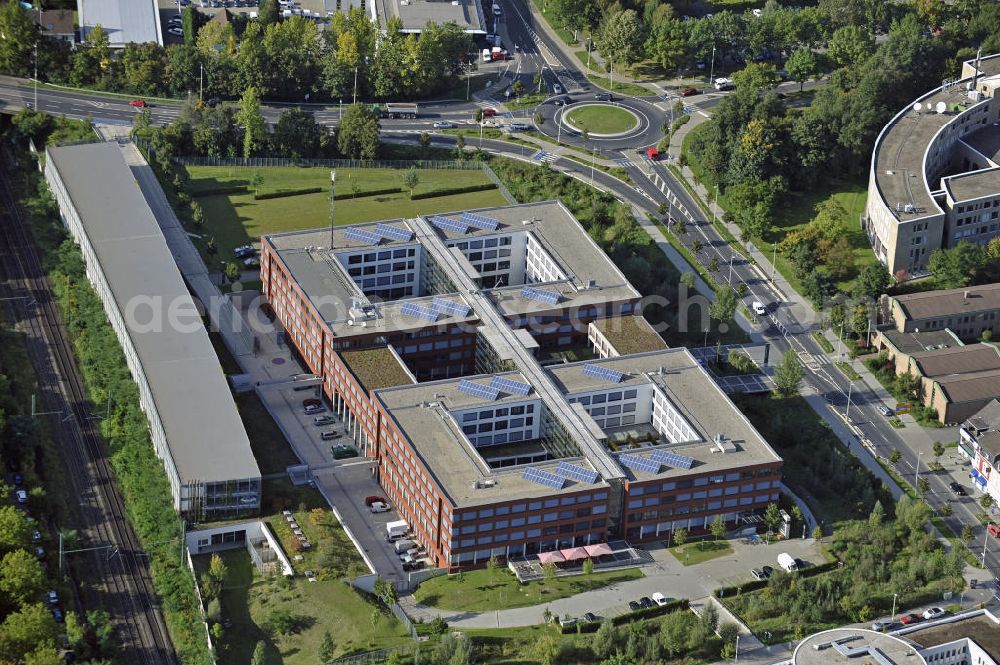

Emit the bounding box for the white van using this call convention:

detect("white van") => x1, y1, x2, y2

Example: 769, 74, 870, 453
777, 552, 797, 572
651, 592, 669, 606
482, 48, 492, 63
394, 539, 415, 554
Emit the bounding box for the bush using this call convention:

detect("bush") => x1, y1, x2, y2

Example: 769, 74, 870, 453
409, 183, 498, 200
253, 186, 324, 200
333, 186, 402, 200
190, 185, 250, 197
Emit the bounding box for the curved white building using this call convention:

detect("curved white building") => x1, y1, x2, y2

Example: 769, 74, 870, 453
864, 53, 1000, 278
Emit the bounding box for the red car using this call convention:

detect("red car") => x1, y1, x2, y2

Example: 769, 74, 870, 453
679, 87, 699, 97
365, 496, 386, 506
899, 613, 923, 625
988, 523, 1000, 538
129, 99, 147, 108
302, 398, 321, 408
482, 108, 497, 117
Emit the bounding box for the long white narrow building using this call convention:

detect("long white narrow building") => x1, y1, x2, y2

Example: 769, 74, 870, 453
44, 142, 261, 520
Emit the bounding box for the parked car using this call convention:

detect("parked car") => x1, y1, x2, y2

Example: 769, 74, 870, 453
871, 619, 891, 631
31, 531, 41, 542
167, 27, 184, 36
243, 257, 259, 268
365, 496, 386, 506
433, 121, 456, 129
16, 490, 27, 504
583, 612, 598, 622
552, 83, 563, 94
319, 430, 338, 441
595, 92, 614, 101
482, 108, 497, 117
652, 592, 669, 606
492, 4, 501, 15
509, 122, 531, 131
752, 301, 766, 316
899, 613, 923, 625
922, 607, 946, 620
234, 244, 255, 258
553, 96, 573, 106
167, 16, 183, 25
331, 445, 358, 459
760, 565, 773, 579
47, 590, 58, 605
304, 404, 325, 415
680, 87, 699, 97
313, 415, 335, 426
750, 568, 767, 581
129, 99, 147, 108
627, 600, 641, 611
52, 608, 63, 623
370, 501, 390, 513
877, 405, 892, 416
13, 473, 23, 486
638, 596, 654, 609
949, 481, 967, 496
988, 523, 1000, 538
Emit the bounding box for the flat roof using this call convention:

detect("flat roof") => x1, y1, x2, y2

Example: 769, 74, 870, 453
38, 9, 74, 34
944, 166, 1000, 203
893, 282, 1000, 321
911, 344, 1000, 377
932, 368, 1000, 404
590, 316, 668, 355
962, 126, 1000, 165
46, 143, 259, 484
374, 372, 610, 507
880, 329, 962, 354
376, 0, 486, 33
78, 0, 162, 46
546, 349, 782, 482
872, 54, 1000, 224
906, 612, 1000, 664
340, 347, 414, 393
793, 629, 924, 665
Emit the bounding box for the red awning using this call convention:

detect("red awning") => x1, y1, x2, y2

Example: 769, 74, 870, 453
537, 550, 566, 564
560, 547, 590, 561
584, 543, 613, 557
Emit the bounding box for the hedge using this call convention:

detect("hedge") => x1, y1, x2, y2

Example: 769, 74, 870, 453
409, 183, 497, 200
190, 185, 249, 197
713, 560, 841, 599
557, 598, 689, 633
253, 186, 324, 200
334, 186, 402, 200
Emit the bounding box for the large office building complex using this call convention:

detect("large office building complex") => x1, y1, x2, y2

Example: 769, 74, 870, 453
261, 203, 783, 569
77, 0, 163, 47
45, 142, 260, 520
864, 53, 1000, 278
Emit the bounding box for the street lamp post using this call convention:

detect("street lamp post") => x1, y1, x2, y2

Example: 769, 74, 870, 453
609, 55, 614, 91
712, 184, 719, 226
353, 66, 358, 105
915, 452, 924, 487
771, 242, 777, 283
586, 38, 593, 70
590, 144, 597, 185
199, 63, 204, 101
33, 42, 38, 110
845, 378, 854, 420
983, 530, 990, 563
708, 44, 716, 85
891, 593, 898, 618
728, 256, 734, 285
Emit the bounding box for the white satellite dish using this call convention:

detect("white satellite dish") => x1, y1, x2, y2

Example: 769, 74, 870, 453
925, 103, 933, 111
935, 101, 947, 114
913, 102, 923, 113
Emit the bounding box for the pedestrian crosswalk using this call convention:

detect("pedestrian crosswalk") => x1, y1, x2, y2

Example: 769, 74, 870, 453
531, 151, 558, 164
614, 158, 634, 167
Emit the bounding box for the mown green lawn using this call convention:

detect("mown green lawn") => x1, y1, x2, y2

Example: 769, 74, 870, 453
413, 566, 644, 612
565, 105, 638, 134
667, 540, 733, 565
198, 551, 411, 665
182, 166, 506, 261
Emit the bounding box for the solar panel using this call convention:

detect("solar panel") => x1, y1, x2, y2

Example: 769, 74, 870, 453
522, 467, 566, 489
344, 227, 382, 245
460, 211, 501, 231
432, 296, 472, 318
400, 302, 439, 322
618, 453, 662, 474
522, 286, 561, 305
490, 376, 532, 397
582, 363, 625, 383
650, 449, 695, 469
430, 216, 469, 234
555, 461, 599, 484
457, 378, 500, 400
374, 223, 413, 242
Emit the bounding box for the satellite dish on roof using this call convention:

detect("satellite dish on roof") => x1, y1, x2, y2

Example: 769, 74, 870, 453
913, 102, 923, 113
925, 103, 933, 111
936, 101, 947, 114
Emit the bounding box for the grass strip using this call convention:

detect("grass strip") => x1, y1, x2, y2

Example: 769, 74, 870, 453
836, 362, 860, 381
812, 331, 834, 353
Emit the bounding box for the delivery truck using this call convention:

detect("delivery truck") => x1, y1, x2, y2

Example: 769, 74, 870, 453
386, 520, 408, 541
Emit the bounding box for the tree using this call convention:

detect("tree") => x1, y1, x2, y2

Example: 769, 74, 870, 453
237, 86, 266, 158
680, 272, 696, 290
251, 641, 267, 665
718, 622, 739, 658
224, 262, 241, 283
673, 527, 687, 548
319, 630, 335, 663
258, 0, 280, 26
593, 618, 617, 659
732, 62, 781, 94
23, 646, 62, 665
273, 108, 327, 158
854, 263, 890, 300
0, 506, 30, 553
764, 502, 782, 536
533, 632, 561, 665
597, 8, 644, 67
962, 525, 975, 543
402, 167, 420, 198
582, 557, 594, 575
693, 239, 703, 254
929, 242, 984, 289
698, 603, 719, 634
708, 256, 718, 272
774, 351, 803, 396
827, 25, 874, 69
0, 550, 46, 610
454, 133, 466, 159
646, 14, 686, 71
338, 103, 380, 160
982, 329, 993, 343
785, 48, 819, 92
890, 449, 902, 464
541, 562, 557, 584
0, 603, 58, 662
710, 515, 726, 544
932, 441, 945, 459
941, 503, 953, 517
419, 132, 431, 148
709, 288, 738, 325
917, 477, 929, 494
511, 80, 525, 97
981, 494, 995, 510
0, 2, 37, 76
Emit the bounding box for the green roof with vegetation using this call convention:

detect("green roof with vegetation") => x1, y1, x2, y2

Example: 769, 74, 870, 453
340, 347, 414, 393
591, 316, 667, 355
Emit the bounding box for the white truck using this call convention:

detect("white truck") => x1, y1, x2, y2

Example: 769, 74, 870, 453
386, 520, 408, 541
713, 77, 734, 91
777, 552, 798, 572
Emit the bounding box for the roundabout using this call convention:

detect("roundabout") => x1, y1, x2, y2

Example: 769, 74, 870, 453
562, 104, 639, 137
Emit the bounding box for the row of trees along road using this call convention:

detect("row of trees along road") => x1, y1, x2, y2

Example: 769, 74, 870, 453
0, 2, 474, 102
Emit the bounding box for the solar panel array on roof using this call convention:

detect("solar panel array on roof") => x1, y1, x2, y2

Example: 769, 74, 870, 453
555, 461, 599, 484
431, 296, 472, 318
400, 302, 439, 322
460, 211, 501, 231
522, 467, 566, 489
457, 378, 501, 400
375, 223, 414, 242
344, 227, 383, 245
490, 376, 532, 396
582, 363, 625, 383
522, 286, 561, 305
618, 453, 661, 474
430, 216, 470, 234
650, 449, 695, 469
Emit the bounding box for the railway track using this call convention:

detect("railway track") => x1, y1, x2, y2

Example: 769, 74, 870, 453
0, 152, 177, 665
